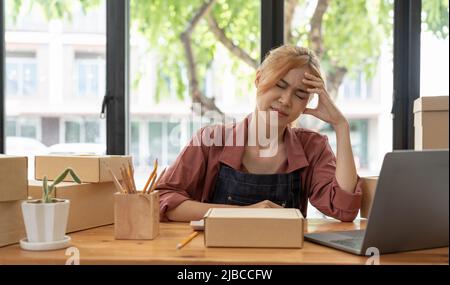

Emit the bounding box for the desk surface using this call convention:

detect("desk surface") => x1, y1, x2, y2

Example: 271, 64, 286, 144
0, 219, 447, 265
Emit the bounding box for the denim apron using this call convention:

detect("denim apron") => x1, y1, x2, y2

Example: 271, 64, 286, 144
211, 163, 301, 208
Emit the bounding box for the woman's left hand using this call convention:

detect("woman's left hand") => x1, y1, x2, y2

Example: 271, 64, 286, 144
302, 72, 348, 128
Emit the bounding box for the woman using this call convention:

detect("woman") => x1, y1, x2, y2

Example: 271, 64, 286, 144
156, 45, 362, 222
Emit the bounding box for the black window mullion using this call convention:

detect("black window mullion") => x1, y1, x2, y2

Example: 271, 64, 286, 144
393, 0, 421, 150
106, 0, 129, 155
261, 0, 284, 63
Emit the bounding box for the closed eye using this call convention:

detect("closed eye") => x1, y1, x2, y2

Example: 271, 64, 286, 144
295, 91, 309, 100
276, 82, 287, 89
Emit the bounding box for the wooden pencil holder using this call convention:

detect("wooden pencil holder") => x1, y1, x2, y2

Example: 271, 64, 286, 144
114, 191, 160, 240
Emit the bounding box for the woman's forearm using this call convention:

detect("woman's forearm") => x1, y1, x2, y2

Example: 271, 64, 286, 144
334, 121, 358, 193
166, 200, 239, 222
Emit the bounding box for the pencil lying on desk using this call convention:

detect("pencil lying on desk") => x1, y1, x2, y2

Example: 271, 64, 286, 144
176, 231, 199, 250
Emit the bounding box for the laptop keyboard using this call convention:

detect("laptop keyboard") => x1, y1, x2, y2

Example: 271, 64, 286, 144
329, 238, 363, 249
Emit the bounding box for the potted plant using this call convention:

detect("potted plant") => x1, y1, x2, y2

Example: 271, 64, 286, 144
21, 167, 81, 249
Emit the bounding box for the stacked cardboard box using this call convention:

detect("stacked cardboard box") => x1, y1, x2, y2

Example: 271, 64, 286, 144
414, 96, 449, 150
29, 155, 132, 233
0, 155, 28, 247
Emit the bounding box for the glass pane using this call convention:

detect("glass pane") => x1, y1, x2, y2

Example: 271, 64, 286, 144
65, 121, 81, 143
4, 0, 107, 178
284, 0, 394, 218
148, 121, 163, 164
5, 62, 19, 96
6, 120, 17, 137
22, 63, 37, 96
129, 0, 261, 185
167, 121, 181, 165
420, 0, 449, 97
130, 121, 140, 166
85, 121, 100, 143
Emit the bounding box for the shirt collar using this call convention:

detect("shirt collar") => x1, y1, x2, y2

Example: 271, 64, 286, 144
218, 113, 309, 172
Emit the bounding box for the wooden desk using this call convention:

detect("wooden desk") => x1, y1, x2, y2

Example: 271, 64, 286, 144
0, 219, 447, 265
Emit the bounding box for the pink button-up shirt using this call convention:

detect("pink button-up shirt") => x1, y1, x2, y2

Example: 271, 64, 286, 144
156, 114, 362, 222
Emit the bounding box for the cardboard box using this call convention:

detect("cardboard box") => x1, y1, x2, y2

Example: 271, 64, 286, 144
35, 155, 132, 183
0, 155, 28, 202
360, 176, 378, 219
204, 208, 304, 248
0, 200, 26, 247
414, 96, 449, 150
28, 180, 115, 233
114, 191, 160, 240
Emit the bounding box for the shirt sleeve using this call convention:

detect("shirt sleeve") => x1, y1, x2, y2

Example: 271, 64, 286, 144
155, 128, 208, 222
306, 135, 363, 222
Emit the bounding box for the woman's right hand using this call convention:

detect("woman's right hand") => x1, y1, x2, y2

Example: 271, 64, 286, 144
245, 200, 283, 208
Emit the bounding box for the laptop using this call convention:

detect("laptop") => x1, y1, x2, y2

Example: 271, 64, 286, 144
304, 150, 449, 255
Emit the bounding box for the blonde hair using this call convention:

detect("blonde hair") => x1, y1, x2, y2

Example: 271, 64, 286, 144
257, 45, 322, 95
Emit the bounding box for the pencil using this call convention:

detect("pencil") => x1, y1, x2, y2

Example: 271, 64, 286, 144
149, 167, 166, 193
120, 166, 132, 193
126, 163, 137, 193
176, 231, 199, 250
143, 159, 158, 193
108, 167, 125, 193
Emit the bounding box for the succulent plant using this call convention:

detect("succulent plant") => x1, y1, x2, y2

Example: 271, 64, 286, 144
42, 168, 81, 203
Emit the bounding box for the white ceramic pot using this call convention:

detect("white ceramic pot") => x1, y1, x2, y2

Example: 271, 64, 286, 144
21, 199, 70, 243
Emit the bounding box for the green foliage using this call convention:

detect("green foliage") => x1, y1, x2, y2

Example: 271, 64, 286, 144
321, 0, 391, 79
130, 0, 259, 100
42, 167, 81, 203
9, 0, 99, 22
7, 0, 449, 98
422, 0, 449, 39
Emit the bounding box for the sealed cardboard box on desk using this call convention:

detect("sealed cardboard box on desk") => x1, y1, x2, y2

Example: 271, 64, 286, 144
28, 180, 116, 233
204, 208, 304, 248
0, 155, 28, 247
414, 96, 449, 150
35, 155, 132, 183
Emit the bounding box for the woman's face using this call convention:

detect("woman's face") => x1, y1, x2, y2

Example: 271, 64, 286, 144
255, 66, 312, 128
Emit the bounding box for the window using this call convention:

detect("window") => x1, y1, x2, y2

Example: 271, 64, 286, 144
75, 53, 105, 97
130, 121, 140, 166
5, 53, 37, 97
63, 119, 101, 144
148, 121, 163, 166
285, 0, 394, 219
341, 71, 373, 100
285, 0, 393, 176
130, 0, 261, 184
85, 121, 100, 143
6, 120, 17, 137
167, 121, 181, 165
420, 1, 449, 97
4, 0, 107, 178
5, 118, 39, 139
65, 121, 81, 143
